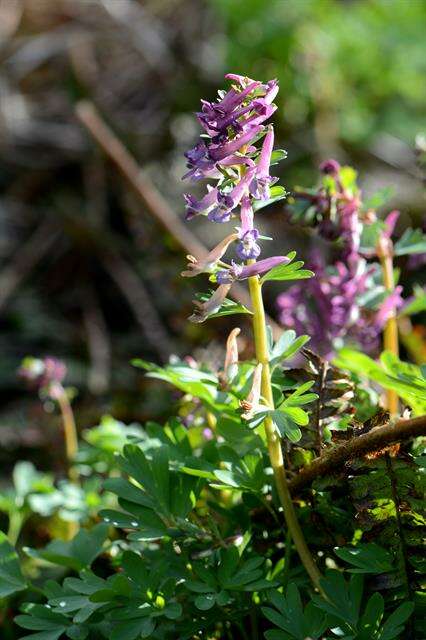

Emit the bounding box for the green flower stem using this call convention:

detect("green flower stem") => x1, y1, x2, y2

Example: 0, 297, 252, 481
56, 386, 79, 484
56, 386, 80, 540
377, 239, 399, 415
7, 510, 26, 546
247, 271, 322, 591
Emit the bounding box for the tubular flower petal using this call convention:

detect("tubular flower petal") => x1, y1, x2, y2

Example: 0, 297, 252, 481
383, 210, 400, 239
236, 229, 261, 260
183, 187, 219, 220
373, 286, 404, 329
217, 256, 290, 284
240, 363, 263, 420
181, 233, 238, 277
223, 327, 241, 382
208, 125, 263, 162
208, 170, 255, 223
250, 127, 278, 200
236, 196, 260, 260
189, 284, 232, 323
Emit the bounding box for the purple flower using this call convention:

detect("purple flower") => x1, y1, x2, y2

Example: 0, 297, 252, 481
383, 210, 400, 238
217, 256, 290, 284
189, 284, 232, 323
236, 196, 261, 259
183, 141, 220, 182
183, 187, 218, 220
277, 250, 404, 358
224, 74, 279, 105
319, 159, 340, 175
181, 233, 238, 277
373, 286, 404, 330
236, 229, 261, 260
207, 170, 255, 223
18, 356, 67, 391
208, 125, 263, 162
196, 76, 278, 141
249, 128, 278, 200
197, 80, 261, 133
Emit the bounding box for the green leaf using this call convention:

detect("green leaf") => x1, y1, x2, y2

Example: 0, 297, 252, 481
313, 571, 363, 627
263, 585, 328, 639
110, 617, 155, 640
398, 286, 426, 317
15, 605, 70, 640
24, 524, 108, 570
271, 410, 302, 442
334, 348, 426, 415
270, 332, 310, 368
253, 185, 287, 212
0, 531, 27, 597
364, 186, 394, 210
360, 220, 387, 252
339, 165, 358, 192
358, 592, 384, 639
261, 253, 314, 284
104, 444, 200, 540
378, 601, 414, 640
394, 227, 426, 256
194, 593, 216, 610
211, 453, 265, 494
270, 149, 288, 165
204, 296, 252, 319
334, 543, 394, 574
15, 631, 65, 640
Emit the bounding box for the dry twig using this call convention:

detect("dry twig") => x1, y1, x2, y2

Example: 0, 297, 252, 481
288, 415, 426, 494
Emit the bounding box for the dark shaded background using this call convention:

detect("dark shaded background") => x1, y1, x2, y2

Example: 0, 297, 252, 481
0, 0, 425, 468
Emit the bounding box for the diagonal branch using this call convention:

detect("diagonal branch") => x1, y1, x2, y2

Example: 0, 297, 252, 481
288, 415, 426, 494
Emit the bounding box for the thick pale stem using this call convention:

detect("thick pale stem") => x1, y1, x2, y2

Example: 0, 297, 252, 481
377, 240, 399, 415
247, 272, 322, 591
56, 387, 79, 539
8, 511, 26, 546
56, 387, 79, 484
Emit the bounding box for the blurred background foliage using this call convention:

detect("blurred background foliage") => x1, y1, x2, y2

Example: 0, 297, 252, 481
0, 0, 425, 474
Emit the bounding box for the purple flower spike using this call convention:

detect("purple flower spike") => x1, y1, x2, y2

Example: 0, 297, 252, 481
183, 73, 285, 322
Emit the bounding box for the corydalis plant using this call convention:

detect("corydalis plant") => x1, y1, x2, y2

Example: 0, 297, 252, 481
19, 356, 79, 485
278, 162, 406, 358
183, 74, 322, 590
182, 73, 289, 322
